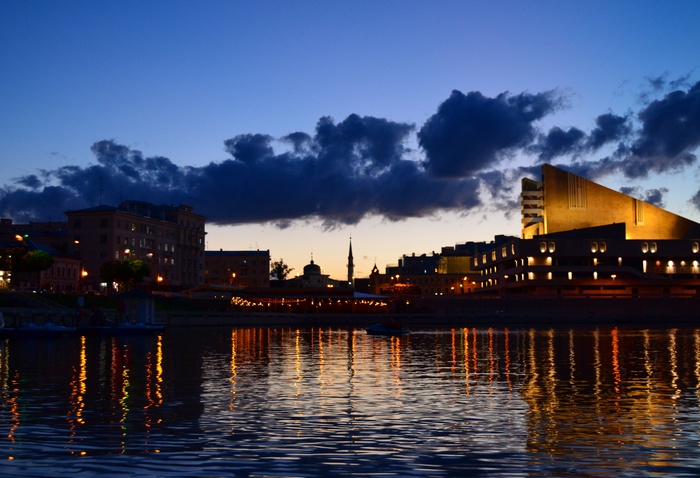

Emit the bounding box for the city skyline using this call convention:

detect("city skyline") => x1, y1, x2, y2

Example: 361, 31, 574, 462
2, 1, 700, 280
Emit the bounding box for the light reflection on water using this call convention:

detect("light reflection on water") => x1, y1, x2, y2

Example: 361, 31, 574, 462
0, 326, 699, 476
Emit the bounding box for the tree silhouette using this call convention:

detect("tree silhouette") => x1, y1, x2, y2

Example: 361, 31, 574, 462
100, 259, 151, 291
270, 258, 293, 281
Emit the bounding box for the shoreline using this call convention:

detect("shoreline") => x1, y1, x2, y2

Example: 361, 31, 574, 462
2, 294, 699, 330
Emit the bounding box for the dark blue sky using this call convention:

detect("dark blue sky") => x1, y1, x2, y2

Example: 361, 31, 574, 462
1, 1, 699, 278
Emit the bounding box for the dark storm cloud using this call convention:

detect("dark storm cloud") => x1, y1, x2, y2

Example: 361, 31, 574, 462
2, 80, 700, 224
587, 113, 631, 150
534, 127, 586, 161
0, 111, 481, 225
558, 81, 700, 188
629, 81, 700, 167
418, 89, 561, 177
619, 186, 668, 208
530, 113, 631, 163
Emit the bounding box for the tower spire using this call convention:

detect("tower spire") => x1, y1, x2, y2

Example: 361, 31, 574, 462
347, 237, 354, 286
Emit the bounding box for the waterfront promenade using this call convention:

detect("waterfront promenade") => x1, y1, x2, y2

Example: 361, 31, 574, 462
2, 293, 699, 329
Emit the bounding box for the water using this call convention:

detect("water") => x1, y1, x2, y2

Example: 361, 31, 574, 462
1, 325, 699, 476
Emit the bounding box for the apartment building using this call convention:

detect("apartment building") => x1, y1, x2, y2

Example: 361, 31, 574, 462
65, 200, 206, 292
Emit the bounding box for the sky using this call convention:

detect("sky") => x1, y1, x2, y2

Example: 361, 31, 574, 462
2, 1, 700, 281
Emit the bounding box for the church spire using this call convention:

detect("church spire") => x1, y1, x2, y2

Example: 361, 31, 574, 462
347, 237, 354, 286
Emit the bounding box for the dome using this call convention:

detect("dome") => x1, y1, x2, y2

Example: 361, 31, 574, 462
303, 259, 321, 275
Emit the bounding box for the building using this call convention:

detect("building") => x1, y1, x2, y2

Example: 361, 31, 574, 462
65, 200, 206, 292
204, 249, 270, 288
371, 243, 484, 296
476, 164, 700, 296
522, 163, 700, 239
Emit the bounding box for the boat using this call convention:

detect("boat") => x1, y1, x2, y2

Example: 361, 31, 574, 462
365, 321, 410, 336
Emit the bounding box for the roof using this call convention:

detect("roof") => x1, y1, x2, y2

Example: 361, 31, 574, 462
205, 250, 270, 257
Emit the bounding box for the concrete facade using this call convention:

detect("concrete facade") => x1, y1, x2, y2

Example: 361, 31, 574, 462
480, 164, 700, 296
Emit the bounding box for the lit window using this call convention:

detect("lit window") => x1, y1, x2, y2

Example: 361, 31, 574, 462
593, 271, 598, 280
548, 242, 555, 253
693, 260, 699, 267
568, 271, 572, 280
482, 253, 486, 263
591, 242, 598, 253
643, 260, 647, 273
501, 246, 507, 258
491, 250, 496, 261
539, 241, 547, 253
547, 272, 552, 280
668, 260, 674, 267
694, 242, 700, 253
650, 242, 657, 253
641, 242, 648, 253
511, 244, 515, 255
600, 242, 606, 253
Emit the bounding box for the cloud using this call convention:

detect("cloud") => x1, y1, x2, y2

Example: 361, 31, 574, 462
533, 127, 586, 162
2, 80, 700, 224
0, 111, 481, 226
619, 186, 668, 208
557, 81, 700, 185
418, 89, 561, 177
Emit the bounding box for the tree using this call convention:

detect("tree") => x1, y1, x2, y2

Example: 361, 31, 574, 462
100, 259, 152, 291
270, 258, 293, 281
22, 250, 54, 272
1, 247, 54, 289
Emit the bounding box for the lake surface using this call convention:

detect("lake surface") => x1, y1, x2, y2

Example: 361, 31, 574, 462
1, 324, 700, 476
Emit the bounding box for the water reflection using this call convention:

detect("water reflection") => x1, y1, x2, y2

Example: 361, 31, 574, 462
0, 326, 699, 476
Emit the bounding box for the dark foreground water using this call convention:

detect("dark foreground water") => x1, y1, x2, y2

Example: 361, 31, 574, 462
1, 324, 699, 476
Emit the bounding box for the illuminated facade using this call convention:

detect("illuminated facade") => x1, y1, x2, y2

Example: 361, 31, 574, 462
477, 165, 700, 295
66, 200, 206, 291
522, 164, 700, 239
372, 244, 486, 296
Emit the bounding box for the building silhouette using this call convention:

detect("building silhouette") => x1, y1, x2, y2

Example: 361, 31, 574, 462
204, 249, 270, 288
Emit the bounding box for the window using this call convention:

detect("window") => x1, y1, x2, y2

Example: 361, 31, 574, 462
539, 241, 547, 253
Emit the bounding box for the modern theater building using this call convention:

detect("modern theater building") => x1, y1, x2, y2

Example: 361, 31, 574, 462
475, 164, 700, 296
